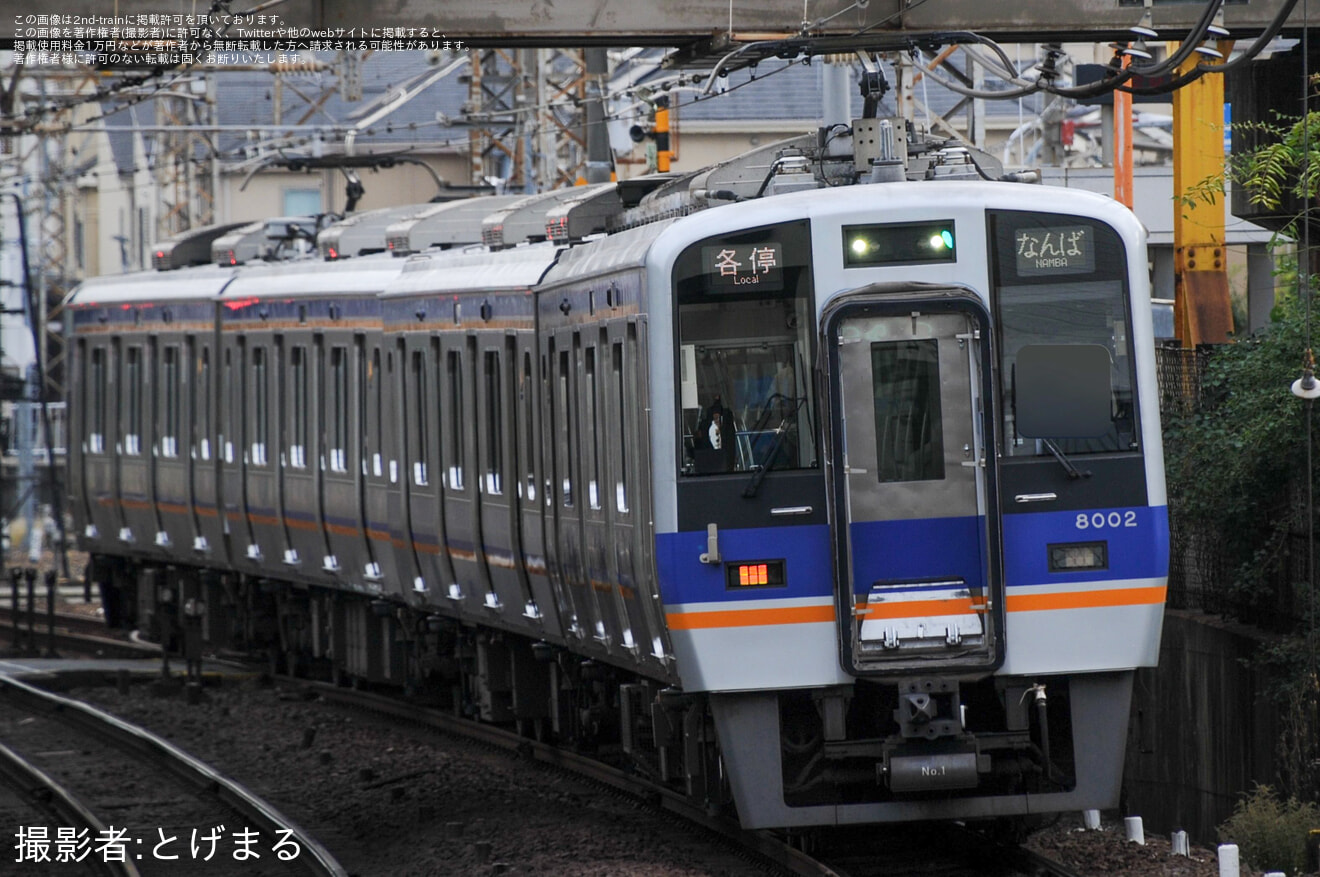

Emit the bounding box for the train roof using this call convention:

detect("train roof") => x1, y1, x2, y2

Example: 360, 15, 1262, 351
221, 252, 405, 300
383, 242, 561, 299
211, 220, 268, 266
538, 219, 677, 288
151, 222, 250, 270
67, 264, 238, 307
317, 203, 434, 260
543, 185, 624, 243
481, 184, 614, 248
385, 195, 522, 255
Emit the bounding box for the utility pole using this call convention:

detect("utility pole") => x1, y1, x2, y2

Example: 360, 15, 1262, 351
155, 79, 216, 237
466, 48, 527, 190
584, 48, 611, 184
463, 48, 595, 192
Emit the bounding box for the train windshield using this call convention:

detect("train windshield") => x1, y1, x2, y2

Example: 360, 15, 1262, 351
989, 211, 1138, 457
672, 220, 818, 476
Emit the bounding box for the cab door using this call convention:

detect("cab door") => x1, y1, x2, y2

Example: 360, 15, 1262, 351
823, 287, 1003, 676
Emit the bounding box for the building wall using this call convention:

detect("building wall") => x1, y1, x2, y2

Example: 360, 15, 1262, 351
216, 154, 473, 223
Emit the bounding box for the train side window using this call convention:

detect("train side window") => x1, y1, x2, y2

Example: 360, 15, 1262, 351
223, 347, 234, 464
290, 346, 307, 468
370, 347, 383, 478
388, 348, 399, 485
329, 346, 349, 472
613, 338, 629, 514
558, 348, 573, 507
356, 337, 368, 477
584, 345, 601, 509
412, 349, 429, 486
198, 346, 211, 461
75, 340, 87, 455
124, 345, 142, 456
484, 349, 503, 495
446, 348, 465, 490
161, 345, 179, 458
226, 346, 240, 464
90, 346, 106, 454
252, 346, 268, 466
520, 351, 536, 502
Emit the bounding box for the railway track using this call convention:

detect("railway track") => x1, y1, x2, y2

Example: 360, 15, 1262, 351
291, 677, 834, 877
0, 604, 159, 659
3, 627, 1086, 877
0, 737, 141, 876
0, 674, 346, 876
809, 822, 1087, 877
294, 677, 1085, 877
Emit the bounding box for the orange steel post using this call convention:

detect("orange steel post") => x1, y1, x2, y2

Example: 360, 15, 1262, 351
1114, 56, 1134, 209
1171, 42, 1234, 345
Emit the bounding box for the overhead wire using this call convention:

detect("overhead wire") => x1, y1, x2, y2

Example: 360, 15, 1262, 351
890, 0, 1295, 102
4, 0, 245, 130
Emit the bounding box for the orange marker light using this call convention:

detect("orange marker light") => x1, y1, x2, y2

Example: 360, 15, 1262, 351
725, 559, 786, 590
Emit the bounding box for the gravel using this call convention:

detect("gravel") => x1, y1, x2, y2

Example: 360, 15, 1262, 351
73, 679, 769, 877
1024, 818, 1268, 877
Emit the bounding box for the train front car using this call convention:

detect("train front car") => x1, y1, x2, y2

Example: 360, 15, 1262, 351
647, 181, 1167, 828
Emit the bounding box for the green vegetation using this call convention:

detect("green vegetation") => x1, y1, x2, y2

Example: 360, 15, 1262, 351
1163, 274, 1320, 800
1218, 784, 1320, 875
1171, 81, 1320, 803
1163, 286, 1314, 623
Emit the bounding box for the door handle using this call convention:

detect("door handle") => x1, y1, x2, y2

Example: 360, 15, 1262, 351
1014, 493, 1058, 503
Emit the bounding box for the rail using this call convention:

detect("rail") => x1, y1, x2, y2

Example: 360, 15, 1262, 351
0, 603, 160, 659
0, 739, 141, 877
0, 674, 349, 877
302, 679, 843, 877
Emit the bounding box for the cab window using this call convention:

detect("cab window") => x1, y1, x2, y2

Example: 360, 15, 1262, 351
673, 220, 818, 476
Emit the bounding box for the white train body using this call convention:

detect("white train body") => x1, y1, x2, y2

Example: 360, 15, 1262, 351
68, 144, 1167, 829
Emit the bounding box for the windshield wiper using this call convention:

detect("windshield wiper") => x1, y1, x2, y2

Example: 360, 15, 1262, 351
742, 394, 802, 499
1042, 438, 1092, 480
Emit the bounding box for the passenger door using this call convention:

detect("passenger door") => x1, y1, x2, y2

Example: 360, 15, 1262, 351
401, 335, 455, 603
115, 337, 161, 552
823, 288, 1003, 676
191, 338, 225, 560
78, 339, 121, 550
279, 337, 328, 577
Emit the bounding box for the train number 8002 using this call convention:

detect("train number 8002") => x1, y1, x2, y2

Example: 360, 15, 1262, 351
1076, 511, 1138, 530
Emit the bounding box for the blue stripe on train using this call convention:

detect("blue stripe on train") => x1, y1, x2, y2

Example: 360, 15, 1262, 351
850, 506, 1170, 596
655, 505, 1170, 606
1001, 505, 1169, 587
654, 525, 832, 605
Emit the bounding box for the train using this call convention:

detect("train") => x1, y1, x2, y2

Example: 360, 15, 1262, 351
65, 125, 1168, 831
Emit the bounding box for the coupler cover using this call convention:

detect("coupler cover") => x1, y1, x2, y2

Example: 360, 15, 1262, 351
884, 747, 989, 792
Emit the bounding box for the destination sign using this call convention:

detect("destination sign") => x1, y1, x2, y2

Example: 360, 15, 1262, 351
701, 242, 784, 291
1015, 226, 1094, 275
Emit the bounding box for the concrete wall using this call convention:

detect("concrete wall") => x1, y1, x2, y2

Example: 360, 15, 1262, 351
1124, 611, 1281, 844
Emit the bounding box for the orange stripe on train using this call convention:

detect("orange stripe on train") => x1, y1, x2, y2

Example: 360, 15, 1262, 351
666, 587, 1167, 630
1005, 586, 1166, 612
853, 597, 985, 619
666, 605, 837, 630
